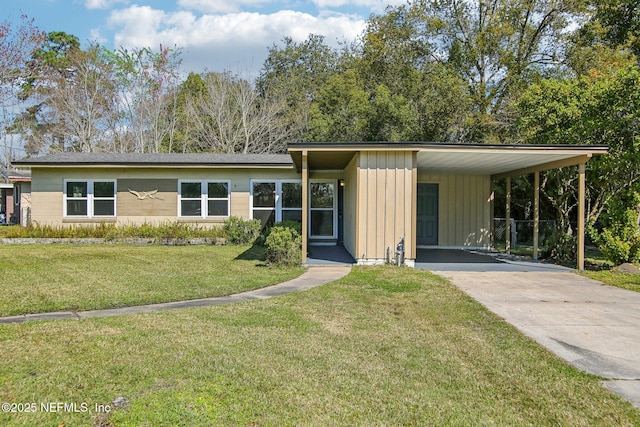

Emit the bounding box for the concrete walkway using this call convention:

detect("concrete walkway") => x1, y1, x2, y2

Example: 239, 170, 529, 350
0, 266, 352, 324
437, 270, 640, 409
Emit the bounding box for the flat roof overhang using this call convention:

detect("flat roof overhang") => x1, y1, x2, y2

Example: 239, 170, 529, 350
288, 143, 609, 177
13, 153, 295, 170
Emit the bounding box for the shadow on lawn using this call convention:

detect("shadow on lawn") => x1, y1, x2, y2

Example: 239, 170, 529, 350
235, 245, 268, 265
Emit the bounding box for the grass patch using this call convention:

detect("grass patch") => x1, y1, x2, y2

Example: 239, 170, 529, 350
1, 266, 638, 426
583, 270, 640, 293
0, 245, 303, 316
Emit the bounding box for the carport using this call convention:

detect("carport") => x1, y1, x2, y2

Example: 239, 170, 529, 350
287, 142, 608, 269
415, 248, 571, 272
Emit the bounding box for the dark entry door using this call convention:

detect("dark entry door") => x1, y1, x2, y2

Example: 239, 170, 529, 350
417, 183, 438, 246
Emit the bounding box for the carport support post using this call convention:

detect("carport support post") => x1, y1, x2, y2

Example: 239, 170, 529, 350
506, 177, 511, 254
302, 150, 308, 264
533, 171, 540, 260
578, 163, 586, 270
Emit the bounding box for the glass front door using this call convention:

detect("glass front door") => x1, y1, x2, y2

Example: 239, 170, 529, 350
309, 181, 336, 239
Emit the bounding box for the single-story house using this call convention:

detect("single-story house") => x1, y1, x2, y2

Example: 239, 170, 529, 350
13, 142, 608, 269
0, 168, 31, 226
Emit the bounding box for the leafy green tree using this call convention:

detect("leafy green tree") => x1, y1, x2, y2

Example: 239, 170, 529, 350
356, 7, 471, 141
14, 32, 109, 154
24, 44, 118, 153
516, 66, 640, 231
257, 35, 340, 142
166, 72, 207, 153
568, 0, 639, 74
307, 70, 370, 142
19, 31, 80, 99
363, 0, 588, 142
582, 0, 640, 57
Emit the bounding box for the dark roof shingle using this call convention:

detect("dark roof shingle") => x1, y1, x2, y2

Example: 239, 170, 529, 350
13, 152, 294, 167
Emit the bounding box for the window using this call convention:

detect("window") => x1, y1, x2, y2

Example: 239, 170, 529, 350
14, 185, 20, 206
179, 180, 229, 218
251, 182, 276, 227
64, 180, 116, 218
310, 181, 335, 238
281, 182, 302, 223
250, 180, 302, 228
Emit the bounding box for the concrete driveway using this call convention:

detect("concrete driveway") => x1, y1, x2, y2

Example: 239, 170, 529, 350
435, 270, 640, 409
415, 248, 571, 272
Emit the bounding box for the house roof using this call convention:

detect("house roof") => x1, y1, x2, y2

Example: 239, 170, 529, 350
287, 142, 609, 177
13, 152, 294, 169
12, 143, 609, 177
0, 168, 31, 182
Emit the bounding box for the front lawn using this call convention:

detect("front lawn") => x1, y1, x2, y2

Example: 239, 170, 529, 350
1, 266, 637, 426
0, 244, 303, 316
583, 270, 640, 293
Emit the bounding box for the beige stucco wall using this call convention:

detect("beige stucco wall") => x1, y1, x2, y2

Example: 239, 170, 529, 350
418, 172, 492, 248
356, 151, 415, 263
30, 167, 299, 226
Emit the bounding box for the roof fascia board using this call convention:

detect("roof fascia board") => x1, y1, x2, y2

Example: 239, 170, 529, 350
491, 154, 593, 180
14, 163, 295, 169
289, 143, 609, 155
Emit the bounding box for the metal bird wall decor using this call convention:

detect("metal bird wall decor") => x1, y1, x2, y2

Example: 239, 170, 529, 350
128, 188, 163, 200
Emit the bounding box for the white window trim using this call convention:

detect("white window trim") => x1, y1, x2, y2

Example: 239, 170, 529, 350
249, 179, 302, 223
178, 180, 230, 219
309, 179, 338, 239
63, 179, 117, 218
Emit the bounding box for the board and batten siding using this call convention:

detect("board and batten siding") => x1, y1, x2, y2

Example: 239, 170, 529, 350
29, 167, 299, 226
342, 153, 359, 258
418, 172, 492, 248
356, 151, 415, 263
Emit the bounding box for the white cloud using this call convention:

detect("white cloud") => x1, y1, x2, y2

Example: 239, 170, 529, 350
84, 0, 129, 10
89, 28, 108, 45
107, 6, 366, 75
177, 0, 273, 14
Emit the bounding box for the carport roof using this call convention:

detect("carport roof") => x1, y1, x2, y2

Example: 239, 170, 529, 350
287, 142, 608, 177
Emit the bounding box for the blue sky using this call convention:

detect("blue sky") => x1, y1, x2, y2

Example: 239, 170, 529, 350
5, 0, 405, 76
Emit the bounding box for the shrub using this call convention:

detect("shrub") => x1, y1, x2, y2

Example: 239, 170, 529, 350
2, 222, 225, 240
265, 225, 302, 267
261, 220, 303, 244
588, 192, 640, 265
543, 233, 577, 266
223, 216, 261, 245
597, 229, 640, 266
276, 220, 302, 235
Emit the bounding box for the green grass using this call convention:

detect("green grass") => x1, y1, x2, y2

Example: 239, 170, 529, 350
1, 267, 638, 426
0, 244, 303, 316
583, 270, 640, 293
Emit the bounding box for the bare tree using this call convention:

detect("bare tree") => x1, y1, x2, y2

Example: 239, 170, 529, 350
188, 72, 290, 154
15, 41, 129, 154
41, 46, 119, 152
110, 46, 181, 153
0, 15, 45, 164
